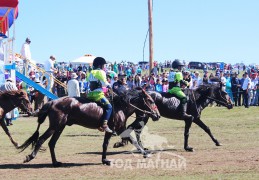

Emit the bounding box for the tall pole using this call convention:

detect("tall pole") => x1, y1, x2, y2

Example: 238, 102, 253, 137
148, 0, 154, 73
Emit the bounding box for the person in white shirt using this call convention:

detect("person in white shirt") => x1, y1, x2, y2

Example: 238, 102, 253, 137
44, 55, 57, 95
219, 71, 227, 91
67, 73, 80, 97
242, 72, 251, 108
250, 74, 258, 105
20, 38, 31, 76
192, 71, 203, 89
0, 78, 18, 126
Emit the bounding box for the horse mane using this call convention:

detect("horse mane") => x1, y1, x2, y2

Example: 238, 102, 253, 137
0, 89, 27, 99
192, 83, 219, 103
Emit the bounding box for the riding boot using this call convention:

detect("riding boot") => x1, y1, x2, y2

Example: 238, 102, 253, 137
180, 102, 193, 120
102, 120, 113, 133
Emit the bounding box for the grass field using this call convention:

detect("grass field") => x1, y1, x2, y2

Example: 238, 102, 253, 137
0, 106, 259, 180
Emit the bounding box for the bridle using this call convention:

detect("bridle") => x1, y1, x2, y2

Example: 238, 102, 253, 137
206, 88, 231, 107
128, 96, 157, 115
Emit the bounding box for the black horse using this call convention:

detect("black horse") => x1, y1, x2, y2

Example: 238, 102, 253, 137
18, 88, 160, 167
0, 90, 32, 148
114, 84, 233, 152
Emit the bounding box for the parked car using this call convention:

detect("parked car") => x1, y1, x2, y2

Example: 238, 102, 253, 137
188, 61, 205, 69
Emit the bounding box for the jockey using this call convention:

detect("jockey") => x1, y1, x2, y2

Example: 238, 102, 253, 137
168, 59, 193, 120
87, 57, 113, 133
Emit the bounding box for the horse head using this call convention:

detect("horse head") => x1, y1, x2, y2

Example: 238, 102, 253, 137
136, 88, 161, 121
15, 90, 33, 116
198, 84, 233, 109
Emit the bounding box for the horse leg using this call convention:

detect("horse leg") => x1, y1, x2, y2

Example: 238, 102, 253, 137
194, 118, 221, 146
134, 128, 146, 150
102, 132, 113, 165
0, 117, 19, 148
48, 125, 66, 167
119, 128, 150, 158
24, 128, 55, 163
184, 118, 194, 152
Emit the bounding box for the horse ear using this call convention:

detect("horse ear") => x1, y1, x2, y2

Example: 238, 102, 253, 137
19, 90, 25, 96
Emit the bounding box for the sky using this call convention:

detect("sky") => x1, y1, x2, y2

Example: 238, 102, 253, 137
10, 0, 259, 65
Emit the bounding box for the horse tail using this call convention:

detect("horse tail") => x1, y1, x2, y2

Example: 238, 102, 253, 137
18, 101, 53, 152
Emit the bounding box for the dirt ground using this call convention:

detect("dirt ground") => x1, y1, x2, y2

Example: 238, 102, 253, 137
0, 106, 259, 180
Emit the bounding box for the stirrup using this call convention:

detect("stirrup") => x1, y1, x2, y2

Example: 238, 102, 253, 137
103, 126, 113, 133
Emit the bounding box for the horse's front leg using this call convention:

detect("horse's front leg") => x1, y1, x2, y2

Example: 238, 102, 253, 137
119, 128, 150, 158
102, 132, 113, 165
194, 118, 221, 146
134, 128, 145, 150
184, 118, 194, 152
0, 115, 19, 148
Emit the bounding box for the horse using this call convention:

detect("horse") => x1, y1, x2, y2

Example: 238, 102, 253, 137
114, 84, 233, 152
0, 90, 32, 148
18, 88, 160, 167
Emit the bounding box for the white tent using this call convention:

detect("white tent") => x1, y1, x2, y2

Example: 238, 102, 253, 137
69, 55, 96, 66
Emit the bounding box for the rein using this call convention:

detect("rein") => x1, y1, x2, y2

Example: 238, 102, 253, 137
206, 89, 231, 106
128, 97, 154, 115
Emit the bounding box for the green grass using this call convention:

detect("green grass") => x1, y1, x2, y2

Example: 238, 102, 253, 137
0, 106, 259, 179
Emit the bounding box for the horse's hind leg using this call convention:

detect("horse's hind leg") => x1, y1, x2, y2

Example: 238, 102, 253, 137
48, 125, 66, 167
0, 117, 18, 148
24, 128, 55, 163
184, 118, 194, 152
102, 132, 113, 165
194, 118, 221, 146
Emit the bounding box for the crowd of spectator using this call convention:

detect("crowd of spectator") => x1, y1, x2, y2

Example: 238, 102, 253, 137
9, 58, 259, 114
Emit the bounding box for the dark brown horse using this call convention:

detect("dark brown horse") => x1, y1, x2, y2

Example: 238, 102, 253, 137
114, 84, 233, 152
0, 90, 32, 147
18, 89, 160, 167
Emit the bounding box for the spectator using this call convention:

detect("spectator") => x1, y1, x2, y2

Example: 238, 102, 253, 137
134, 74, 141, 88
168, 68, 175, 89
183, 71, 192, 88
231, 72, 240, 106
44, 55, 57, 96
238, 74, 245, 106
77, 64, 82, 72
162, 79, 168, 92
250, 73, 258, 105
225, 72, 233, 102
67, 73, 80, 97
20, 37, 31, 76
127, 76, 134, 90
219, 71, 227, 91
0, 78, 18, 126
56, 71, 67, 97
155, 79, 162, 92
254, 84, 259, 106
242, 72, 251, 108
203, 71, 209, 84
193, 71, 203, 87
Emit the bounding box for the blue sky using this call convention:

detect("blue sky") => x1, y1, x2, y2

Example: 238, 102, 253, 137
12, 0, 259, 65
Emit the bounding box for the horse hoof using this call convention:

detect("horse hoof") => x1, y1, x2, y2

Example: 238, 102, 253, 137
23, 155, 32, 163
184, 146, 194, 152
143, 153, 151, 158
53, 162, 63, 167
215, 142, 222, 146
113, 142, 123, 148
102, 159, 111, 166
